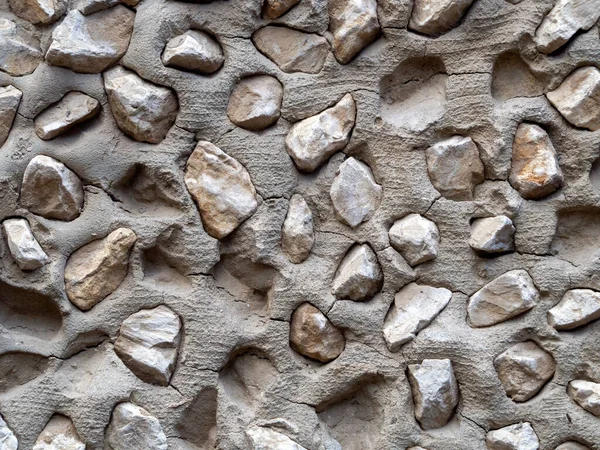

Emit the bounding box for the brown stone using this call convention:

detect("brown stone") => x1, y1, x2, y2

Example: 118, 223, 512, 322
289, 303, 345, 362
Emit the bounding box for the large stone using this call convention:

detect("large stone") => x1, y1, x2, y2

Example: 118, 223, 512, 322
64, 228, 137, 311
246, 426, 307, 450
388, 214, 439, 266
20, 155, 84, 221
3, 218, 49, 271
0, 19, 43, 76
161, 30, 224, 74
468, 270, 539, 328
78, 0, 119, 14
8, 0, 66, 24
383, 283, 452, 352
0, 415, 17, 450
46, 7, 135, 74
184, 141, 258, 239
262, 0, 300, 19
425, 136, 485, 201
509, 124, 563, 200
106, 402, 168, 450
227, 75, 283, 131
329, 0, 380, 64
407, 359, 459, 430
0, 85, 22, 148
33, 415, 85, 450
548, 289, 600, 330
281, 194, 314, 264
555, 443, 591, 450
494, 341, 556, 402
34, 91, 101, 140
286, 94, 356, 172
486, 423, 540, 450
332, 244, 383, 301
469, 215, 515, 254
568, 380, 600, 416
289, 303, 345, 363
253, 26, 330, 74
104, 66, 179, 144
408, 0, 475, 36
547, 66, 600, 131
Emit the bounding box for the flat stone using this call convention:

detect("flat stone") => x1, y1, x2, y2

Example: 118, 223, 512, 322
425, 136, 485, 201
106, 402, 168, 450
332, 244, 383, 301
509, 124, 563, 200
388, 214, 439, 266
468, 270, 539, 328
3, 218, 49, 271
162, 30, 224, 74
286, 94, 356, 172
64, 228, 137, 311
494, 341, 556, 402
20, 155, 84, 221
289, 303, 345, 362
281, 194, 314, 264
408, 0, 475, 36
383, 283, 452, 352
253, 26, 330, 74
0, 414, 17, 450
0, 85, 22, 148
34, 91, 101, 140
407, 359, 459, 430
469, 215, 515, 254
8, 0, 66, 24
33, 415, 85, 450
78, 0, 119, 14
262, 0, 300, 19
486, 423, 540, 450
329, 0, 380, 64
568, 380, 600, 416
227, 75, 283, 131
555, 443, 591, 450
246, 426, 307, 450
548, 289, 600, 330
547, 66, 600, 131
0, 19, 43, 76
46, 6, 135, 74
104, 66, 179, 144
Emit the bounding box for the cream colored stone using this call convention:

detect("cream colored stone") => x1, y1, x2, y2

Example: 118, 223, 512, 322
78, 0, 119, 14
289, 303, 345, 362
568, 380, 600, 416
34, 91, 101, 140
469, 215, 515, 254
486, 423, 540, 450
246, 426, 307, 450
262, 0, 300, 19
555, 443, 591, 450
0, 85, 22, 148
0, 415, 17, 450
227, 75, 283, 131
106, 402, 167, 450
548, 289, 600, 330
33, 415, 85, 450
281, 194, 314, 264
3, 218, 49, 271
329, 0, 380, 64
0, 19, 43, 76
388, 214, 439, 266
162, 30, 224, 74
408, 0, 474, 36
8, 0, 66, 24
332, 244, 383, 301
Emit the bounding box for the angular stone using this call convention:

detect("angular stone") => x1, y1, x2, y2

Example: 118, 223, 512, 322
262, 0, 300, 19
407, 448, 428, 450
64, 228, 137, 311
548, 289, 600, 330
377, 247, 416, 292
509, 124, 563, 200
407, 359, 459, 430
408, 0, 475, 36
281, 194, 314, 264
78, 0, 119, 14
332, 244, 383, 301
0, 85, 22, 148
556, 443, 591, 450
162, 30, 224, 74
494, 341, 556, 402
253, 26, 330, 74
33, 415, 85, 450
388, 214, 439, 266
106, 402, 167, 450
329, 0, 380, 64
3, 218, 49, 271
486, 423, 540, 450
286, 94, 356, 173
0, 414, 17, 450
246, 426, 307, 450
0, 19, 43, 76
289, 303, 345, 362
227, 75, 283, 131
20, 155, 84, 221
8, 0, 66, 24
34, 92, 101, 140
467, 270, 539, 328
547, 67, 600, 131
46, 7, 135, 74
568, 380, 600, 416
383, 283, 452, 352
104, 66, 179, 144
469, 215, 515, 254
425, 136, 485, 201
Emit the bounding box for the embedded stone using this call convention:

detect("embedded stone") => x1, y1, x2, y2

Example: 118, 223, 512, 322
408, 0, 475, 36
377, 247, 417, 292
329, 0, 380, 64
34, 91, 101, 140
388, 214, 439, 266
281, 194, 314, 264
3, 218, 49, 271
8, 0, 66, 24
332, 244, 383, 301
555, 443, 591, 450
286, 94, 356, 172
227, 75, 283, 131
568, 380, 600, 416
0, 19, 43, 76
469, 215, 515, 254
78, 0, 119, 14
383, 283, 452, 352
106, 402, 168, 450
548, 289, 600, 330
162, 30, 224, 74
0, 415, 17, 450
184, 141, 258, 239
104, 66, 179, 144
64, 228, 137, 311
0, 85, 22, 148
33, 415, 85, 450
407, 359, 459, 430
486, 423, 540, 450
246, 426, 307, 450
262, 0, 300, 19
20, 155, 84, 221
467, 269, 539, 328
509, 124, 563, 200
289, 303, 345, 362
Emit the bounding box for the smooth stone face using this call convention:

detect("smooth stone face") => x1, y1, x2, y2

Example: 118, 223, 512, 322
46, 7, 135, 74
0, 19, 43, 76
0, 85, 22, 148
33, 415, 85, 450
184, 141, 258, 239
104, 66, 179, 144
332, 244, 383, 301
106, 402, 168, 450
115, 305, 182, 386
383, 283, 452, 352
162, 30, 224, 74
469, 215, 515, 254
388, 214, 439, 266
425, 136, 485, 201
246, 426, 307, 450
548, 289, 600, 330
555, 443, 591, 450
253, 26, 330, 74
64, 228, 137, 311
329, 0, 380, 64
407, 359, 459, 430
0, 415, 17, 450
281, 194, 314, 264
286, 94, 356, 172
547, 66, 600, 131
486, 423, 540, 450
3, 218, 49, 271
408, 0, 475, 36
509, 124, 563, 200
8, 0, 66, 24
34, 91, 101, 140
227, 75, 283, 131
568, 380, 600, 416
20, 155, 84, 221
289, 303, 345, 362
468, 270, 539, 328
262, 0, 300, 19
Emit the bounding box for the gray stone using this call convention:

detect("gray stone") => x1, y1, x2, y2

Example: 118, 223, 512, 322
0, 85, 22, 148
281, 194, 314, 264
0, 415, 17, 450
8, 0, 66, 24
408, 0, 475, 36
568, 380, 600, 416
332, 244, 383, 301
262, 0, 300, 19
329, 0, 380, 64
388, 214, 439, 266
162, 30, 224, 74
78, 0, 119, 14
0, 19, 43, 76
469, 215, 515, 253
548, 289, 600, 330
106, 402, 168, 450
555, 443, 591, 450
486, 423, 540, 450
227, 75, 283, 131
34, 91, 101, 140
246, 425, 307, 450
33, 415, 85, 450
3, 218, 49, 271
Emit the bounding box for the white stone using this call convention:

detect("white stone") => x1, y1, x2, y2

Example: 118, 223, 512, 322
548, 289, 600, 330
0, 85, 22, 148
329, 0, 380, 64
246, 425, 307, 450
33, 415, 85, 450
281, 194, 314, 264
568, 380, 600, 416
8, 0, 66, 24
469, 215, 515, 253
388, 214, 439, 266
227, 75, 283, 131
555, 443, 591, 450
486, 423, 540, 450
162, 30, 224, 74
106, 402, 168, 450
3, 218, 49, 271
0, 19, 43, 76
408, 0, 475, 36
34, 91, 101, 140
0, 415, 17, 450
332, 244, 383, 301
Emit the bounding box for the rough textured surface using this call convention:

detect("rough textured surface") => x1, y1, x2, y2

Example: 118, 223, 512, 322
0, 19, 43, 76
33, 415, 84, 450
105, 402, 167, 450
0, 86, 22, 148
331, 243, 383, 301
389, 214, 439, 266
262, 0, 300, 19
246, 425, 307, 450
227, 75, 283, 131
486, 423, 540, 450
8, 0, 66, 25
34, 91, 101, 140
289, 303, 345, 362
281, 194, 314, 264
0, 415, 17, 450
162, 30, 224, 75
2, 218, 49, 271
